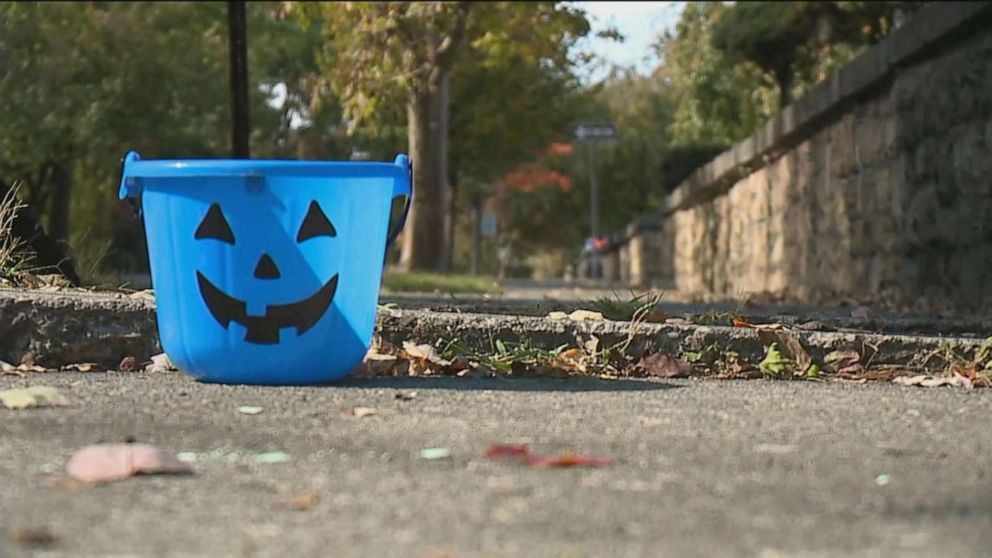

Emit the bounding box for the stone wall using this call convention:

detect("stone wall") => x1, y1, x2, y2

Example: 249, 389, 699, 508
665, 2, 992, 309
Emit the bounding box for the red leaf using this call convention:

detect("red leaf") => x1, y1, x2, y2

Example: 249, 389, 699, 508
484, 444, 530, 459
484, 444, 611, 469
527, 453, 612, 469
732, 318, 754, 328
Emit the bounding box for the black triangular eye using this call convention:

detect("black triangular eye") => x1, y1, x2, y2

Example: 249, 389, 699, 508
195, 203, 235, 244
297, 201, 336, 242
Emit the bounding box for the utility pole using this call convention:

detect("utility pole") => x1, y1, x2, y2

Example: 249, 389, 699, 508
586, 140, 600, 279
227, 1, 250, 158
574, 123, 616, 281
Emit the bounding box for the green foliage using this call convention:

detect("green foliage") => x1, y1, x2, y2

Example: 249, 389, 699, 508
759, 343, 790, 377
654, 2, 779, 147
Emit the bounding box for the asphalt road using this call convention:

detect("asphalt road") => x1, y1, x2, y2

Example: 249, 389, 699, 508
2, 371, 991, 558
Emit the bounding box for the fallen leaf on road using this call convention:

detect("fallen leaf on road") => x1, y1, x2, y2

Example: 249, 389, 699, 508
484, 444, 530, 459
547, 311, 569, 320
732, 318, 754, 328
145, 353, 177, 373
875, 473, 891, 486
635, 352, 692, 378
274, 492, 320, 511
420, 447, 452, 460
0, 386, 71, 410
7, 526, 57, 547
349, 406, 378, 418
66, 443, 192, 484
402, 341, 450, 365
237, 406, 264, 415
394, 391, 417, 401
254, 451, 292, 464
528, 453, 612, 469
118, 356, 138, 372
825, 349, 862, 374
484, 444, 611, 469
891, 374, 972, 388
61, 363, 98, 373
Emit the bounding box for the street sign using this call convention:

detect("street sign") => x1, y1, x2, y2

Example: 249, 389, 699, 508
574, 123, 617, 141
481, 211, 499, 238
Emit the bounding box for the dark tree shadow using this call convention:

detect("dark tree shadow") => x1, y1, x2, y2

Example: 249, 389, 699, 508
333, 375, 678, 392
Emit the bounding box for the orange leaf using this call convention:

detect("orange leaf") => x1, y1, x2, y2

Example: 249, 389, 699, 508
484, 444, 530, 459
527, 453, 612, 469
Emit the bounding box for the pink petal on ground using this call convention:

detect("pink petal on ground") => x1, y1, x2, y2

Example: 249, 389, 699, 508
66, 443, 192, 484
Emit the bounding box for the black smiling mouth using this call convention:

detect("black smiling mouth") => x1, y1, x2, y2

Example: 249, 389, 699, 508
196, 271, 339, 344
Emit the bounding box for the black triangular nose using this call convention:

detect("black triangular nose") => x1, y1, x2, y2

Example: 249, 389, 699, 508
253, 254, 281, 279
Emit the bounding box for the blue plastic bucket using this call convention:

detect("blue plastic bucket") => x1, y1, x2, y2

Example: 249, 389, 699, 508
119, 151, 412, 385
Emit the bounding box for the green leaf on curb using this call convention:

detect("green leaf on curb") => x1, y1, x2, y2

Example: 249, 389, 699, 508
759, 343, 790, 377
805, 364, 821, 378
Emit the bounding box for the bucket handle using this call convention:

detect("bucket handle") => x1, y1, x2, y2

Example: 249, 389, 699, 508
118, 150, 414, 249
387, 154, 413, 249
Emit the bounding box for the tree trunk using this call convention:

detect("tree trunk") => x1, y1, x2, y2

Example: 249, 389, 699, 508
400, 86, 449, 271
47, 161, 72, 245
470, 196, 482, 275
775, 65, 794, 107
439, 73, 453, 273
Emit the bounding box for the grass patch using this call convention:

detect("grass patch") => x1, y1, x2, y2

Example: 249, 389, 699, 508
0, 184, 31, 279
381, 271, 501, 295
584, 290, 666, 321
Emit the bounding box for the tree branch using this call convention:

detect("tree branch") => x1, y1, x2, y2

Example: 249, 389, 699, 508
434, 2, 472, 73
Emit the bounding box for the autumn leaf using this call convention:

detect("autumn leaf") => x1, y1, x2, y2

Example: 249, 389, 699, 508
635, 352, 693, 378
349, 406, 378, 418
483, 444, 611, 469
527, 453, 612, 469
825, 349, 862, 374
0, 386, 71, 410
65, 443, 192, 484
731, 317, 753, 328
484, 444, 530, 459
274, 492, 320, 511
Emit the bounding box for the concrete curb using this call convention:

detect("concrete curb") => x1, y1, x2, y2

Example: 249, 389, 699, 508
377, 308, 986, 375
1, 288, 985, 374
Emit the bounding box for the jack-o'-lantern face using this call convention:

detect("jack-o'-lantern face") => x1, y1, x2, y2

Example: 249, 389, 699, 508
194, 200, 339, 344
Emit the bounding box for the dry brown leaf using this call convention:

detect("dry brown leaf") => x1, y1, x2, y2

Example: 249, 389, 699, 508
0, 386, 71, 410
825, 349, 862, 374
349, 406, 378, 418
7, 526, 57, 547
274, 492, 320, 511
62, 363, 98, 373
145, 353, 177, 373
636, 352, 693, 378
118, 356, 138, 373
568, 310, 605, 322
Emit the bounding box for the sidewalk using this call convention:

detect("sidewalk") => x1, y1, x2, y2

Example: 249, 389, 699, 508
2, 371, 991, 557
